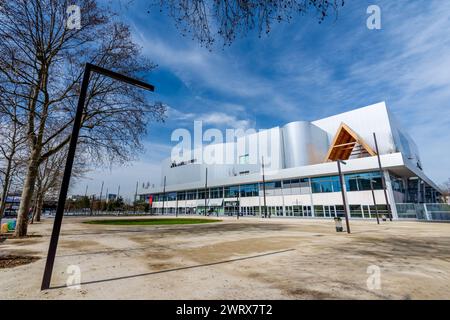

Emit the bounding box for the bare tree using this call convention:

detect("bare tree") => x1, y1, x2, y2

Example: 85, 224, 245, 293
30, 144, 88, 223
0, 1, 165, 237
158, 0, 345, 47
0, 89, 28, 227
441, 179, 450, 204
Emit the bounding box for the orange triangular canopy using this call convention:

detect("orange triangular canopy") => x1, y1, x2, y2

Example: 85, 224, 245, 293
324, 123, 377, 162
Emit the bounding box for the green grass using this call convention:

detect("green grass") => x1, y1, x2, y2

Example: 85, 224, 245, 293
83, 218, 222, 226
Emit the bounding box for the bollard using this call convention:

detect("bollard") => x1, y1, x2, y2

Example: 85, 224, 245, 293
334, 217, 343, 232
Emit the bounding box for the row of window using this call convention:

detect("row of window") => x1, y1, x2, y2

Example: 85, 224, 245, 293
151, 204, 389, 219
150, 171, 384, 202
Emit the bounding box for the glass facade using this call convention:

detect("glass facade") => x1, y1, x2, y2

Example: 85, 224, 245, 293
197, 189, 206, 199
210, 187, 223, 199
166, 192, 176, 201
177, 191, 186, 200
345, 171, 382, 191
224, 185, 240, 198
311, 176, 341, 193
150, 172, 388, 217
239, 184, 259, 197
186, 190, 196, 200
263, 181, 282, 190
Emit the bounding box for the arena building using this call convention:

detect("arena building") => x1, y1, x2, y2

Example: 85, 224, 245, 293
141, 102, 444, 220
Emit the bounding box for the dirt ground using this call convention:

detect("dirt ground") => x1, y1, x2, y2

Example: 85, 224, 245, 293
1, 216, 450, 300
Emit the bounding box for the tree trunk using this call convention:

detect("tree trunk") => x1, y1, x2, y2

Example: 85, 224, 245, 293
0, 159, 13, 227
36, 195, 44, 222
14, 148, 40, 237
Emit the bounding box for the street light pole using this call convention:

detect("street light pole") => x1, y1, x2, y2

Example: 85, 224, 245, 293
133, 181, 138, 215
373, 132, 392, 221
337, 160, 351, 234
98, 181, 104, 214
162, 176, 166, 216
40, 63, 155, 290
204, 168, 208, 216
237, 185, 240, 220
370, 179, 380, 225
261, 156, 267, 218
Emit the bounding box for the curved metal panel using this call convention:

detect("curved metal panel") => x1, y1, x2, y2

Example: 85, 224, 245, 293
282, 121, 329, 167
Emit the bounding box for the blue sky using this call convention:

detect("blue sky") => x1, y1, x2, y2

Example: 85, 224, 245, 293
73, 0, 450, 199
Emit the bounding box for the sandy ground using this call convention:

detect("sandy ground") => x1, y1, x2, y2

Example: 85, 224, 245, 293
1, 215, 450, 300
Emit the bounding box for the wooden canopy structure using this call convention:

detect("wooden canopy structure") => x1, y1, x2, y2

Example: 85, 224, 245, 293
324, 123, 377, 162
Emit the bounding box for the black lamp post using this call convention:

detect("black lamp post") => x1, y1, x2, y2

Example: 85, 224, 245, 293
41, 63, 154, 290
373, 132, 392, 221
370, 179, 380, 225
204, 168, 208, 216
161, 176, 166, 215
337, 160, 351, 234
261, 156, 267, 218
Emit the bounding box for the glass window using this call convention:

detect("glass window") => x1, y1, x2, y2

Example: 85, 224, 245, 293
186, 190, 197, 200
264, 181, 282, 190
290, 179, 301, 188
224, 185, 239, 198
350, 205, 363, 218
311, 181, 321, 193
321, 180, 333, 193
177, 191, 186, 200
390, 175, 405, 193
314, 205, 324, 217
239, 184, 259, 197
335, 205, 345, 217
239, 154, 249, 164
299, 178, 309, 188
346, 175, 359, 191
332, 180, 342, 192
345, 172, 383, 191
167, 192, 177, 201
210, 187, 223, 199
293, 206, 301, 216
311, 176, 340, 193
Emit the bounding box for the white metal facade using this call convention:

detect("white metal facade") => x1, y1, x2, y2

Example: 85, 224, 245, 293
142, 102, 442, 219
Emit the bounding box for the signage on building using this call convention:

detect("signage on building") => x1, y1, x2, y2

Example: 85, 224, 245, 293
224, 201, 239, 207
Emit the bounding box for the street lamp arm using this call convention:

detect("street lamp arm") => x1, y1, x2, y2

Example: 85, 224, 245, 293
87, 63, 155, 92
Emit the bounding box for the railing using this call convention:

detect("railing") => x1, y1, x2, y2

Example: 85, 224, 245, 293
396, 203, 450, 221
57, 204, 450, 221
425, 203, 450, 221
60, 210, 153, 216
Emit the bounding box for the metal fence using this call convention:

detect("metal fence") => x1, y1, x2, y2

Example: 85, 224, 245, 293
59, 210, 153, 217
396, 203, 450, 221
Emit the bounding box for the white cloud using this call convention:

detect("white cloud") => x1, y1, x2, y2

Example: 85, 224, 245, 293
198, 112, 252, 129
166, 103, 254, 130
135, 33, 269, 98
